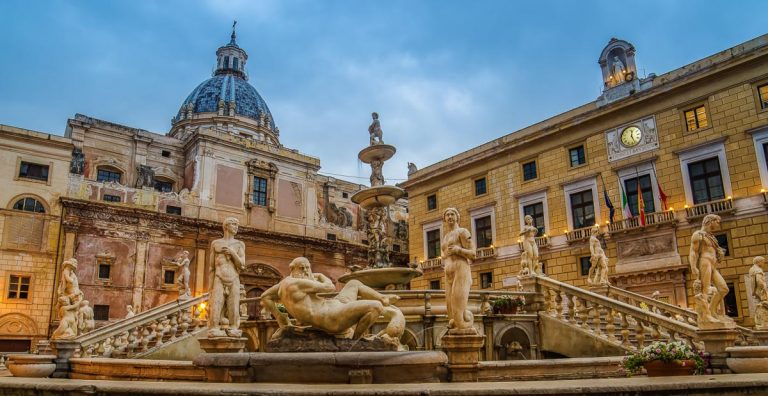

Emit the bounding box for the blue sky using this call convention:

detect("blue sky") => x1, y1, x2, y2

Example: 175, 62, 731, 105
1, 1, 766, 183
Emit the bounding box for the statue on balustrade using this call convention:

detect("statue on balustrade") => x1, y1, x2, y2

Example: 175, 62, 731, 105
261, 257, 405, 349
587, 224, 610, 286
368, 112, 384, 145
750, 256, 768, 329
518, 215, 540, 277
688, 214, 733, 328
207, 217, 246, 338
442, 207, 477, 334
52, 258, 85, 340
175, 250, 191, 300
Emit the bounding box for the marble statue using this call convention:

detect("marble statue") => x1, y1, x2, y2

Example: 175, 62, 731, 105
749, 256, 768, 329
261, 257, 405, 346
207, 217, 246, 337
407, 162, 418, 176
136, 164, 155, 189
368, 112, 384, 145
52, 258, 84, 340
689, 214, 732, 327
175, 251, 191, 300
366, 207, 390, 268
77, 300, 95, 334
370, 159, 385, 187
442, 207, 477, 333
518, 215, 540, 276
125, 305, 135, 319
610, 56, 626, 85
70, 148, 85, 175
587, 224, 610, 286
239, 284, 248, 321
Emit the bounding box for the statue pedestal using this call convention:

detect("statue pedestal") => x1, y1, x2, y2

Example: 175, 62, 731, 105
441, 330, 485, 382
697, 328, 740, 373
587, 284, 611, 296
50, 339, 80, 378
198, 337, 248, 354
752, 330, 768, 346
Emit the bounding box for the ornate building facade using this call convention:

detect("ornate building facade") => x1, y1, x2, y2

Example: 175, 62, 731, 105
0, 30, 408, 348
404, 34, 768, 327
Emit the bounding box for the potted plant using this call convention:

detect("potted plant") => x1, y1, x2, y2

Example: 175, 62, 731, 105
491, 295, 525, 314
621, 340, 705, 377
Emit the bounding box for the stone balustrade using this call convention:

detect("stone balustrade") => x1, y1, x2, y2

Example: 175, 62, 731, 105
565, 227, 592, 243
421, 257, 443, 271
607, 210, 676, 233
685, 197, 734, 220
72, 294, 208, 359
518, 235, 550, 250
476, 246, 497, 260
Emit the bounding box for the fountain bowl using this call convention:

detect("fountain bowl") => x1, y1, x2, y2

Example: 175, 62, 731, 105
338, 267, 423, 289
358, 144, 396, 164
351, 185, 405, 209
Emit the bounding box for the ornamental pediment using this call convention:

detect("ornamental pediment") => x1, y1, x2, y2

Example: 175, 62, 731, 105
606, 115, 658, 162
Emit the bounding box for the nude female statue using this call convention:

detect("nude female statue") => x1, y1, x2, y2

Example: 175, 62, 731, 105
208, 217, 246, 337
442, 207, 477, 333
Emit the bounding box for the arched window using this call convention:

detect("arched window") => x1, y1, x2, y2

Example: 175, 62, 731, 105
224, 56, 230, 69
233, 57, 239, 70
12, 197, 45, 213
154, 178, 174, 193
96, 167, 122, 183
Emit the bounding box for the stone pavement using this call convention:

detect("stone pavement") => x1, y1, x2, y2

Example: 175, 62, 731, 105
0, 374, 767, 395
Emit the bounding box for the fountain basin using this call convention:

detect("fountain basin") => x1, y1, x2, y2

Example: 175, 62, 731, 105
358, 144, 396, 164
726, 346, 768, 373
7, 354, 56, 378
351, 185, 405, 209
338, 267, 423, 289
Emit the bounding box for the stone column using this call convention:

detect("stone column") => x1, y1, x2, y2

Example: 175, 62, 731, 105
195, 245, 207, 294
131, 238, 149, 310
482, 316, 494, 360
50, 339, 80, 378
441, 332, 485, 382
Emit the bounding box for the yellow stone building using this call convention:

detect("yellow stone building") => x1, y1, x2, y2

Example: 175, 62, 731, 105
403, 34, 768, 327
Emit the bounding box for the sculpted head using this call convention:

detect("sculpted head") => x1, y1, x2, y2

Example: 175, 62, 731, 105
181, 250, 189, 258
701, 214, 721, 231
223, 217, 239, 234
443, 207, 460, 227
289, 257, 312, 279
524, 215, 533, 226
371, 112, 379, 120
754, 256, 766, 270
591, 224, 600, 237
63, 258, 78, 271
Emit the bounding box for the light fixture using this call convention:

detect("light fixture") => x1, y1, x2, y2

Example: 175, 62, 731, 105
727, 196, 732, 200
684, 204, 689, 209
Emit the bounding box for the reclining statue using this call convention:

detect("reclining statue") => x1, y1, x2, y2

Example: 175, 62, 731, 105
261, 257, 405, 348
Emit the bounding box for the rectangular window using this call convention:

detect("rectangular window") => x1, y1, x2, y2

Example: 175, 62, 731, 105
163, 269, 176, 285
392, 244, 401, 252
623, 174, 655, 216
758, 83, 768, 110
97, 169, 121, 183
540, 261, 546, 275
522, 202, 545, 236
569, 146, 586, 167
715, 233, 730, 256
326, 233, 337, 241
161, 150, 171, 158
684, 105, 709, 131
474, 178, 487, 196
569, 190, 595, 229
166, 205, 182, 215
18, 162, 49, 181
474, 216, 493, 248
7, 275, 30, 300
154, 180, 173, 193
430, 279, 441, 290
724, 282, 738, 318
522, 161, 537, 181
94, 305, 110, 321
427, 194, 437, 211
98, 264, 111, 280
252, 176, 268, 206
426, 229, 441, 259
480, 272, 493, 289
579, 256, 591, 276
102, 194, 121, 202
688, 157, 725, 204
763, 142, 768, 172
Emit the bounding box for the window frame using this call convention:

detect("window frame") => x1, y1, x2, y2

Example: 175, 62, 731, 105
102, 194, 121, 203
166, 205, 182, 215
153, 178, 174, 193
562, 177, 601, 230
422, 220, 442, 260
517, 189, 550, 237
11, 196, 46, 214
18, 161, 50, 182
676, 140, 732, 206
522, 160, 538, 182
426, 193, 438, 212
6, 274, 32, 302
429, 279, 441, 290
750, 127, 768, 189
14, 157, 53, 186
96, 167, 123, 184
480, 272, 493, 289
615, 161, 662, 217
579, 256, 592, 277
687, 157, 726, 204
470, 205, 495, 249
93, 304, 110, 321
682, 103, 711, 132
568, 144, 587, 168
252, 176, 268, 207
473, 176, 488, 196
754, 81, 768, 112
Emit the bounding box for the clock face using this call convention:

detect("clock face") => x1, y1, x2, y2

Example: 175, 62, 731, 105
620, 126, 643, 147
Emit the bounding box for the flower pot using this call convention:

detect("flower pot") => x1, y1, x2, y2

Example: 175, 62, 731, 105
494, 305, 518, 315
643, 359, 697, 377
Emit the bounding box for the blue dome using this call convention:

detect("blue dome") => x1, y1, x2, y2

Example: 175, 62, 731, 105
177, 74, 275, 129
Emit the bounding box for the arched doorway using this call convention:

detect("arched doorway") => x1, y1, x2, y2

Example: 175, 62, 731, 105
240, 263, 283, 319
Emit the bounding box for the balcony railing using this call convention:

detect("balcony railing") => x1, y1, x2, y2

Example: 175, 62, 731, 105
421, 257, 443, 271
684, 197, 734, 220
565, 227, 592, 243
607, 210, 676, 233
476, 246, 497, 259
517, 235, 551, 250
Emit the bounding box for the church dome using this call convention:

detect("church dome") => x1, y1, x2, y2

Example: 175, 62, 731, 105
173, 24, 276, 131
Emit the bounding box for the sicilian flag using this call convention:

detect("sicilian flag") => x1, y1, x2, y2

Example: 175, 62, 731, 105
601, 177, 615, 224
637, 179, 646, 226
620, 184, 633, 219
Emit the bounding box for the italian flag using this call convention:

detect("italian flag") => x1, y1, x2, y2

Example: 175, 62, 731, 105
621, 184, 633, 219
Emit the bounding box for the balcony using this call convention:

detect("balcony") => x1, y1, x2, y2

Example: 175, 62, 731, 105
517, 235, 551, 250
476, 246, 497, 260
607, 210, 676, 234
565, 227, 592, 243
684, 197, 734, 220
421, 257, 443, 271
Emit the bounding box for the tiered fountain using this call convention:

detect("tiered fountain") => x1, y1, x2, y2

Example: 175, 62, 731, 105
338, 112, 422, 289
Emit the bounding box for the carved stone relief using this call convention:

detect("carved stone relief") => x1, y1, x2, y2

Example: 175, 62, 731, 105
618, 233, 675, 259
606, 116, 659, 162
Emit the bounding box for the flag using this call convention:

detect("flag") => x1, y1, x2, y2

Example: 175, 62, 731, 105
621, 184, 633, 219
651, 162, 668, 210
601, 176, 615, 224
637, 179, 646, 226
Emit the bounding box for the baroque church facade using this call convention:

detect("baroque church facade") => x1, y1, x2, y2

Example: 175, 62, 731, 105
0, 30, 407, 350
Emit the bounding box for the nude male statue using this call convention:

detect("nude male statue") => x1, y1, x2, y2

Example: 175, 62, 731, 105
207, 217, 246, 337
749, 256, 768, 329
689, 214, 731, 327
368, 112, 384, 145
587, 224, 610, 286
261, 257, 404, 344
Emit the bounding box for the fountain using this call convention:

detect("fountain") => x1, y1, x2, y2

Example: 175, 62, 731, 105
338, 112, 422, 289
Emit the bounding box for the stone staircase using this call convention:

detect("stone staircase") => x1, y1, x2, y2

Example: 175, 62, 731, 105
70, 294, 209, 359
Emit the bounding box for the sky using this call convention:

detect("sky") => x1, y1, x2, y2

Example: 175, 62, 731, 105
1, 1, 766, 184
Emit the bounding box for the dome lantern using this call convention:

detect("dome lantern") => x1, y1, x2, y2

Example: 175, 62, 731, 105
215, 21, 248, 80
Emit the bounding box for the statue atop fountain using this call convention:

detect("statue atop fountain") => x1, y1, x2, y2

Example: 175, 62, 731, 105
368, 112, 384, 145
261, 257, 406, 351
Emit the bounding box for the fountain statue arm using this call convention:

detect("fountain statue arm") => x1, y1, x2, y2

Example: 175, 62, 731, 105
261, 284, 291, 328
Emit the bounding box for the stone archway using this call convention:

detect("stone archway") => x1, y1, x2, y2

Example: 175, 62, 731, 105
241, 263, 283, 319
0, 313, 40, 352
496, 326, 532, 360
